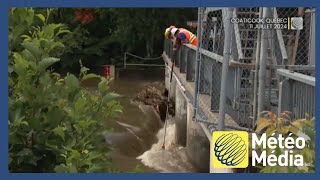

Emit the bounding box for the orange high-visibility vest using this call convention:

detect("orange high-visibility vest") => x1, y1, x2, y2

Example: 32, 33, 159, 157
178, 29, 198, 46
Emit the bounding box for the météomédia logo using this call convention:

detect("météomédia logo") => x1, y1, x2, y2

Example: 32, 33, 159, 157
212, 131, 307, 168
212, 131, 249, 168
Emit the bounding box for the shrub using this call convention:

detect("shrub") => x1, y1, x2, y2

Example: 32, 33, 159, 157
255, 111, 315, 173
8, 8, 122, 173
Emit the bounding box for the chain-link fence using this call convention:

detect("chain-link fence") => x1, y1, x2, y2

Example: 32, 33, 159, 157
195, 8, 257, 130
163, 7, 316, 132
276, 8, 315, 66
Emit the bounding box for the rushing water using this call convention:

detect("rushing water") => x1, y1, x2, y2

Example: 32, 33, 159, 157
137, 118, 197, 173
83, 69, 196, 173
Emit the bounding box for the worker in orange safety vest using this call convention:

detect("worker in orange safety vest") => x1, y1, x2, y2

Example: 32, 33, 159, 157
170, 27, 198, 49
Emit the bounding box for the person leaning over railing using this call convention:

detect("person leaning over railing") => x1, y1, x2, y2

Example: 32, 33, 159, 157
170, 27, 198, 49
164, 25, 182, 52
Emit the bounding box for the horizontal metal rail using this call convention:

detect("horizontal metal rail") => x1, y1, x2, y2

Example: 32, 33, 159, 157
125, 64, 164, 67
277, 69, 315, 86
125, 52, 163, 60
277, 68, 315, 119
185, 44, 315, 71
123, 52, 164, 69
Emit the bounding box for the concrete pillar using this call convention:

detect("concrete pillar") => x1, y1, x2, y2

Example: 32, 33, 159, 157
170, 77, 176, 100
110, 65, 115, 79
186, 102, 210, 172
174, 87, 187, 146
165, 66, 176, 100
165, 66, 170, 90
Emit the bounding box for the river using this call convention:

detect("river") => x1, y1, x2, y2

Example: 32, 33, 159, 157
83, 69, 197, 173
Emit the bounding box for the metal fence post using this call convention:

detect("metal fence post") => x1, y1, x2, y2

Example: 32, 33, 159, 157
252, 7, 263, 125
257, 8, 271, 118
217, 8, 233, 131
124, 53, 127, 69
193, 7, 203, 118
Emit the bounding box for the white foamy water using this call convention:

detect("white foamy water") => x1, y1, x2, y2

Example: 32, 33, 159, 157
116, 121, 141, 132
137, 120, 197, 173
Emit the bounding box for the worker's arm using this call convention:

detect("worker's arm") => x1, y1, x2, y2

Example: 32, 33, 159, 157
173, 38, 182, 51
178, 33, 188, 44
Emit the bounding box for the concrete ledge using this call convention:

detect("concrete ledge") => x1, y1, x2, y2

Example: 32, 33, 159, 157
163, 52, 241, 142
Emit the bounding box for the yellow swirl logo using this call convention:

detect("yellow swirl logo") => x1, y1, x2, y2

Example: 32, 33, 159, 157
212, 131, 249, 168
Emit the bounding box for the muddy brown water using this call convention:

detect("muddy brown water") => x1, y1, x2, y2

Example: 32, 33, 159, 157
82, 68, 197, 173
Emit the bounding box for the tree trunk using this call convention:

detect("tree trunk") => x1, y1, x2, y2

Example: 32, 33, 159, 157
146, 40, 152, 58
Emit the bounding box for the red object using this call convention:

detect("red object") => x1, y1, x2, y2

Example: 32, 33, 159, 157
74, 9, 95, 24
104, 66, 110, 77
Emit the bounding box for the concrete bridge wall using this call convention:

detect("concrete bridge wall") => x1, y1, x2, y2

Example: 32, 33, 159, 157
165, 61, 232, 173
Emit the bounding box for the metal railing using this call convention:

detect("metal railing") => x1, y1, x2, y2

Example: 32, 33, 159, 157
123, 52, 164, 69
277, 69, 315, 119
163, 7, 316, 132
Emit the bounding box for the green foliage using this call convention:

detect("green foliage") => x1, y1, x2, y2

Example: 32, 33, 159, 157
45, 8, 197, 71
9, 8, 122, 172
255, 111, 315, 173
